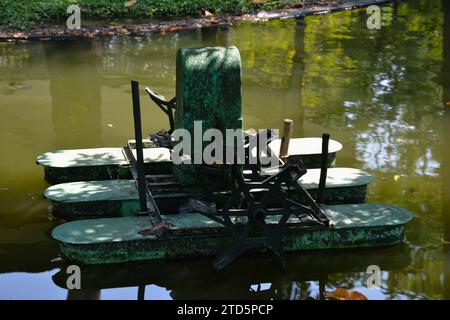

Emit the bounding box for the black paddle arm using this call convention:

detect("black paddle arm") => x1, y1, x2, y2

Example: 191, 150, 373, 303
145, 87, 176, 134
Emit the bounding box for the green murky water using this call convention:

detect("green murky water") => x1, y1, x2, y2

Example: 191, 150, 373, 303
1, 0, 450, 299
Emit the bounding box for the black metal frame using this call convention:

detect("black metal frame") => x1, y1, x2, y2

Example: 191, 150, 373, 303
317, 133, 330, 204
193, 131, 332, 271
145, 87, 176, 134
131, 81, 333, 269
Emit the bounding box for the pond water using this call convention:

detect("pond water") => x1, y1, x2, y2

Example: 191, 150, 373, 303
1, 0, 450, 300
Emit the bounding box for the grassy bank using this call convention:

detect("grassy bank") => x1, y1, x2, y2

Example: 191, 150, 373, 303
0, 0, 301, 29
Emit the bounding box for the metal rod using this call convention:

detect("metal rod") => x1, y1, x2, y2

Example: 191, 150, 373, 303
137, 285, 146, 300
131, 80, 148, 214
317, 133, 330, 204
279, 119, 294, 163
319, 278, 326, 300
168, 105, 175, 134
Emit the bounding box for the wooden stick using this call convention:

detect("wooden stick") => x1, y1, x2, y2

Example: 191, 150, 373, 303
279, 119, 294, 162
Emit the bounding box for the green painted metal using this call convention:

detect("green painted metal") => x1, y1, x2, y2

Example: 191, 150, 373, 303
52, 204, 413, 265
37, 148, 127, 167
36, 141, 344, 185
36, 147, 173, 184
45, 180, 138, 203
44, 168, 373, 219
173, 46, 243, 185
174, 46, 243, 133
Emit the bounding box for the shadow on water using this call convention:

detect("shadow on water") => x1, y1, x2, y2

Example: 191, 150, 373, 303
441, 0, 450, 301
53, 245, 412, 300
43, 40, 103, 149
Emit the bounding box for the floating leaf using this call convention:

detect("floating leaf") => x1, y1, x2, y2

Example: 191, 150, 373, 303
326, 288, 368, 300
394, 175, 400, 182
203, 10, 214, 17
168, 26, 181, 32
124, 0, 137, 8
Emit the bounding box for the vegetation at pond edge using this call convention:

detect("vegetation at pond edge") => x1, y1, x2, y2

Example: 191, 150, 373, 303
0, 0, 304, 29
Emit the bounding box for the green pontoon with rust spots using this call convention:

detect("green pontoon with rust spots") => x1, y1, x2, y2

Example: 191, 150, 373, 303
36, 146, 173, 184
36, 137, 343, 185
47, 47, 413, 270
44, 167, 373, 220
52, 204, 412, 267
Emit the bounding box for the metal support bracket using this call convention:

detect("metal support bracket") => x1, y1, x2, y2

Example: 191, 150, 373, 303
145, 86, 176, 134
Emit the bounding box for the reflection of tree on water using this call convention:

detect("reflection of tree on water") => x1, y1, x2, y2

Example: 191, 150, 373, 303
0, 42, 46, 78
290, 19, 306, 137
43, 40, 102, 148
100, 35, 178, 92
229, 20, 306, 133
295, 1, 446, 298
371, 0, 450, 299
300, 2, 442, 178
441, 0, 450, 300
356, 1, 442, 177
0, 42, 48, 97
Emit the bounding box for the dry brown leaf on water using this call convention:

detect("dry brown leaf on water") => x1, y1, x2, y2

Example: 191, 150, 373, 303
12, 32, 25, 38
326, 288, 368, 300
167, 26, 180, 32
446, 101, 450, 106
124, 0, 137, 8
203, 10, 214, 17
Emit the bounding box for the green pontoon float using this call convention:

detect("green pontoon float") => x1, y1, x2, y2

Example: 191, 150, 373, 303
36, 138, 342, 184
48, 47, 412, 270
43, 167, 373, 220
36, 147, 173, 184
